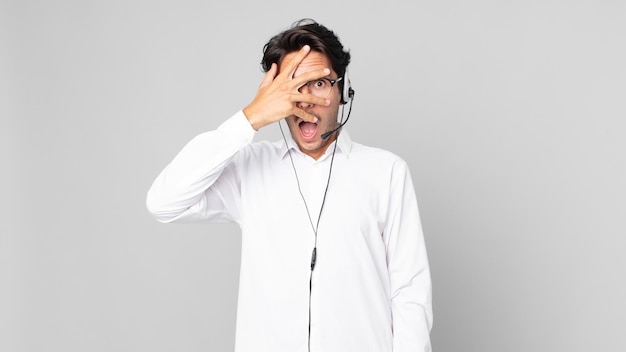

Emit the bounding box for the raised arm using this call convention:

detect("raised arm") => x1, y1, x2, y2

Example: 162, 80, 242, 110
145, 111, 254, 223
146, 46, 332, 223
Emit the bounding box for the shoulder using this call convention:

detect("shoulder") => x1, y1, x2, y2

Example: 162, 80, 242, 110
349, 142, 409, 170
344, 142, 414, 190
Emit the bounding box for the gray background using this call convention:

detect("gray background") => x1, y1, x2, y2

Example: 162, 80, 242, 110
2, 0, 625, 351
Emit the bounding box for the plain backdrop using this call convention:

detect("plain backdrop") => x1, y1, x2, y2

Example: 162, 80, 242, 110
2, 0, 625, 351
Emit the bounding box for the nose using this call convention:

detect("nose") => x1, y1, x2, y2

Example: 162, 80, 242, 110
297, 84, 314, 109
296, 100, 314, 109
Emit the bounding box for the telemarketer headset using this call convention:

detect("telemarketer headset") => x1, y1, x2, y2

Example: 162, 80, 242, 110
321, 69, 355, 139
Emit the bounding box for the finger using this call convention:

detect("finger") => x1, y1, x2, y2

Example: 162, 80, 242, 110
290, 68, 331, 89
291, 108, 318, 123
290, 92, 330, 107
282, 45, 311, 79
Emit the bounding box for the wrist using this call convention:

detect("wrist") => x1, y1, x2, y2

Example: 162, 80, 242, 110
243, 106, 263, 131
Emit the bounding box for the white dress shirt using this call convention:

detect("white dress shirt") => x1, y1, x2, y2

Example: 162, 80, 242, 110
146, 111, 433, 352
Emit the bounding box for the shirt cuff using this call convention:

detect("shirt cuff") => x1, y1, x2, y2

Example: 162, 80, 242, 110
217, 110, 256, 147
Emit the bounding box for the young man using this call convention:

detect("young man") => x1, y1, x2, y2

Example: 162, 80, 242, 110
147, 19, 432, 352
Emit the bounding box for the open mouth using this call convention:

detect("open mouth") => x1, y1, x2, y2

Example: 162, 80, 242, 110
298, 120, 318, 141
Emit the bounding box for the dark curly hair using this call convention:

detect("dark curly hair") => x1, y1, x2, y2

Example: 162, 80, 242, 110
261, 19, 351, 102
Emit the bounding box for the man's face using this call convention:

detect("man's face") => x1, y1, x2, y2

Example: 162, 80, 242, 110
281, 51, 342, 160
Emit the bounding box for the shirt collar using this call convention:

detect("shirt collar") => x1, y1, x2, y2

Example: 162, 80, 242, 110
279, 129, 353, 160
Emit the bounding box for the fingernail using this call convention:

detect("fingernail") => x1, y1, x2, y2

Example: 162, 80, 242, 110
324, 68, 330, 74
303, 45, 310, 51
325, 99, 331, 106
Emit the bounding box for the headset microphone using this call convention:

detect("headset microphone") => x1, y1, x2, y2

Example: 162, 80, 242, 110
321, 86, 355, 140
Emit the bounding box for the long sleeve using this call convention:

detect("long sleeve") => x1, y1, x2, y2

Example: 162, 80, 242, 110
146, 111, 255, 224
384, 160, 433, 352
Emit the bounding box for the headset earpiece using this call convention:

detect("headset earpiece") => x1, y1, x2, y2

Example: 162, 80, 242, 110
341, 69, 353, 105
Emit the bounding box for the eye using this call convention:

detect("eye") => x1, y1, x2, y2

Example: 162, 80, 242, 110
312, 79, 327, 89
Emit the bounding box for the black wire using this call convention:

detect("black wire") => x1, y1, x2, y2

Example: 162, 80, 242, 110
279, 100, 348, 352
278, 119, 340, 352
